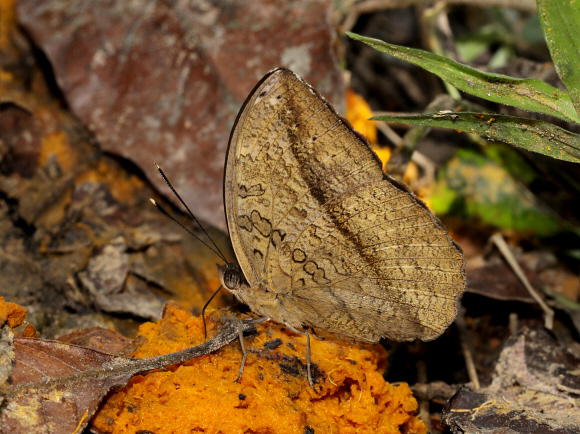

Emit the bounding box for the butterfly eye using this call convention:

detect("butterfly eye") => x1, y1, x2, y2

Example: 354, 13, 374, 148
223, 269, 240, 290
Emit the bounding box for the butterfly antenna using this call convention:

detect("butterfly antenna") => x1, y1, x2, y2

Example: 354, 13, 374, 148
149, 199, 225, 262
153, 163, 228, 263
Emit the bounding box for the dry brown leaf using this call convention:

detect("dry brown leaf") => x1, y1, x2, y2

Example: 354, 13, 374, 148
17, 0, 343, 231
0, 318, 256, 433
443, 326, 580, 433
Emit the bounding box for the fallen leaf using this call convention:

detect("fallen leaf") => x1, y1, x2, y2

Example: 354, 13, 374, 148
466, 261, 542, 303
431, 148, 564, 236
0, 318, 257, 433
17, 0, 344, 231
443, 326, 580, 433
56, 326, 135, 357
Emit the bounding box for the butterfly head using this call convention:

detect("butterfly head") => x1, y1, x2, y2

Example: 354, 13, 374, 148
217, 263, 246, 293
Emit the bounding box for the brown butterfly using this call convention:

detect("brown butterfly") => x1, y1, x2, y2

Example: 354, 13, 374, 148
218, 68, 465, 386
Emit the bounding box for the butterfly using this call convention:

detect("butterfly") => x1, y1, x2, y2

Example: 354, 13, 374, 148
217, 68, 466, 386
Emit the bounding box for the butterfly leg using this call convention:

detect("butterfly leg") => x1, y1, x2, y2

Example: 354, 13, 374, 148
284, 324, 314, 390
235, 316, 270, 383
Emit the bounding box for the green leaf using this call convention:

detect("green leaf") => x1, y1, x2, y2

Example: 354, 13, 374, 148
371, 112, 580, 163
347, 32, 580, 124
537, 0, 580, 116
431, 148, 564, 237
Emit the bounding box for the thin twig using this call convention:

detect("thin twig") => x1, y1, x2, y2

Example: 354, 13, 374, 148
1, 318, 256, 399
375, 121, 404, 148
491, 233, 554, 330
508, 312, 519, 336
455, 306, 480, 390
416, 359, 433, 433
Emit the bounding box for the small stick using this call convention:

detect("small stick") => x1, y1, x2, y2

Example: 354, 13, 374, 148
508, 312, 519, 336
491, 233, 554, 330
455, 306, 480, 390
416, 359, 433, 433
